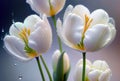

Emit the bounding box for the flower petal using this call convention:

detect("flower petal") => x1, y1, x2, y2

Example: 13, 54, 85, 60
106, 21, 116, 46
74, 65, 91, 81
84, 24, 110, 51
88, 70, 101, 81
24, 14, 41, 31
4, 35, 31, 61
72, 5, 90, 21
99, 69, 112, 81
76, 59, 92, 67
90, 9, 109, 26
62, 13, 83, 47
52, 49, 61, 72
26, 0, 41, 15
51, 0, 66, 15
28, 20, 52, 54
27, 0, 50, 16
92, 60, 109, 71
63, 5, 73, 21
9, 22, 25, 37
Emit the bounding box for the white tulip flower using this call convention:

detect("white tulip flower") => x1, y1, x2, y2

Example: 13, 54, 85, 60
57, 4, 116, 52
52, 49, 70, 74
26, 0, 66, 16
4, 14, 52, 61
74, 59, 112, 81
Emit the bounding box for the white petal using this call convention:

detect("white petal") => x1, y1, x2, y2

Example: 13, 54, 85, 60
52, 49, 61, 72
63, 5, 73, 21
4, 35, 31, 61
99, 69, 112, 81
63, 13, 83, 46
26, 0, 42, 15
92, 60, 109, 71
90, 9, 109, 26
24, 14, 41, 31
109, 17, 115, 26
51, 0, 66, 15
9, 22, 24, 37
76, 59, 92, 67
52, 50, 70, 74
106, 23, 116, 46
88, 70, 101, 81
63, 51, 70, 74
28, 21, 52, 54
57, 18, 73, 49
72, 4, 90, 21
31, 0, 50, 16
74, 65, 91, 81
84, 24, 110, 52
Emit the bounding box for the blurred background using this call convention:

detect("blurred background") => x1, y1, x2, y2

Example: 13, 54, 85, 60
0, 0, 120, 81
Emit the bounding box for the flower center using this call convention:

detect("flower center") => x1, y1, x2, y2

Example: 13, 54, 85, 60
48, 0, 56, 16
19, 27, 38, 58
77, 15, 93, 50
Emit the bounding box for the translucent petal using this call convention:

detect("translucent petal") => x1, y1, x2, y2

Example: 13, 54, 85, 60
9, 22, 25, 37
63, 13, 83, 46
84, 24, 110, 52
72, 5, 90, 21
92, 60, 109, 71
28, 20, 52, 54
24, 14, 41, 31
99, 69, 112, 81
4, 35, 31, 61
90, 9, 109, 26
88, 70, 101, 81
63, 5, 73, 21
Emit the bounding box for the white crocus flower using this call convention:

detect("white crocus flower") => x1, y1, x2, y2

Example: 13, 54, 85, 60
57, 4, 116, 52
4, 14, 52, 61
74, 59, 112, 81
26, 0, 66, 16
52, 49, 70, 74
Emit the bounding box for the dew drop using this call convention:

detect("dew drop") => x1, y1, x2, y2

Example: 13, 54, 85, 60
2, 28, 4, 33
14, 63, 17, 66
18, 74, 23, 80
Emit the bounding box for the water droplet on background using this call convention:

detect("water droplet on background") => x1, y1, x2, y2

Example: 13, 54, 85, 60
18, 74, 23, 80
14, 63, 17, 66
2, 28, 4, 33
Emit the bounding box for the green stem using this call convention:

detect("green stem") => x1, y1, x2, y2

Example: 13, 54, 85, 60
36, 57, 45, 81
40, 55, 53, 81
82, 52, 86, 81
52, 15, 63, 53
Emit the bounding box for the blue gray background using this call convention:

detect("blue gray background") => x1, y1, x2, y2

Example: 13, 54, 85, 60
0, 0, 120, 81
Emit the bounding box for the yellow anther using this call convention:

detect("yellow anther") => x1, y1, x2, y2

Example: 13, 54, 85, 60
19, 27, 31, 44
82, 14, 93, 36
27, 28, 31, 36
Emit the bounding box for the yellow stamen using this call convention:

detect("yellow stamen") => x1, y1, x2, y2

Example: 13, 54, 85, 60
19, 27, 31, 44
82, 14, 93, 36
27, 28, 31, 36
77, 15, 93, 51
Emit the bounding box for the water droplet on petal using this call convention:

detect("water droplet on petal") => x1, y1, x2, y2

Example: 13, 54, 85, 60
109, 17, 115, 26
18, 74, 23, 80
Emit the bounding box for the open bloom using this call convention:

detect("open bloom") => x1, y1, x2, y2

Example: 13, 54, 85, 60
26, 0, 66, 16
52, 49, 70, 74
4, 14, 52, 61
74, 59, 112, 81
57, 4, 116, 52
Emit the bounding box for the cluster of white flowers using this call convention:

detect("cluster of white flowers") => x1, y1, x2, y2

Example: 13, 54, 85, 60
3, 0, 116, 81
